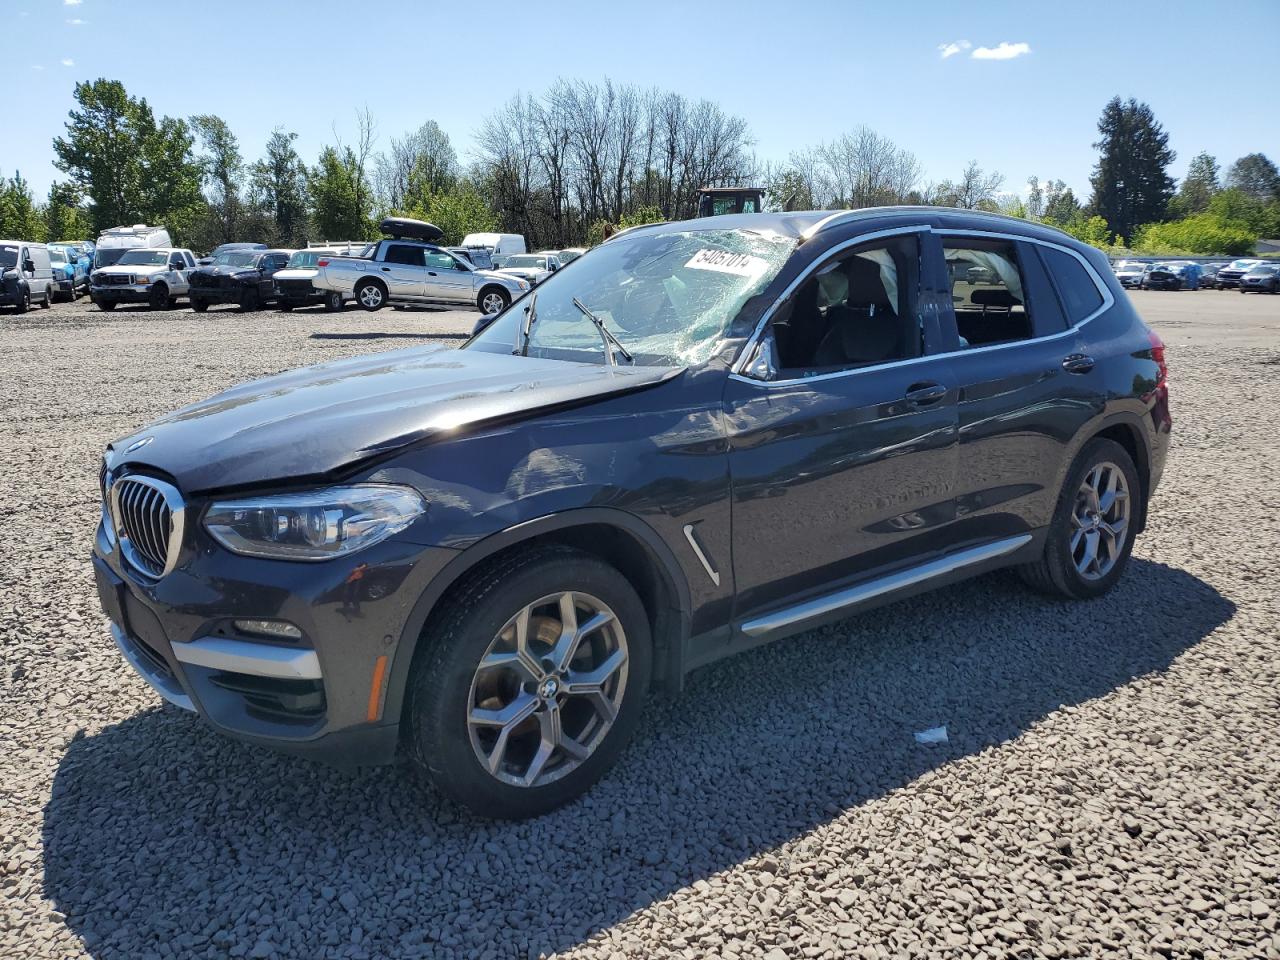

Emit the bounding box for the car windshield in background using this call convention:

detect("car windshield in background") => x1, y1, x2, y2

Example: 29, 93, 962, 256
287, 251, 324, 268
468, 228, 796, 367
1247, 264, 1278, 275
0, 246, 18, 269
213, 251, 260, 268
117, 250, 169, 266
95, 248, 130, 268
49, 249, 67, 264
506, 255, 546, 269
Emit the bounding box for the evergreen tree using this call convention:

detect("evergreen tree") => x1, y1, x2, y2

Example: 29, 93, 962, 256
1224, 153, 1280, 203
1087, 97, 1175, 243
249, 129, 309, 246
1173, 152, 1219, 216
191, 115, 244, 244
308, 147, 371, 241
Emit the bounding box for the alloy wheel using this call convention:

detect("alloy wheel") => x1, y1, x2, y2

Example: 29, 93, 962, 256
359, 285, 384, 309
482, 292, 506, 315
1071, 461, 1130, 580
466, 591, 628, 788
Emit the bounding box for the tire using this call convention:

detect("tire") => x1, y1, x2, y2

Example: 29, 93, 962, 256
14, 288, 29, 314
279, 302, 294, 312
1019, 437, 1141, 601
355, 280, 386, 311
95, 299, 115, 312
149, 284, 172, 310
324, 290, 343, 313
406, 546, 652, 820
191, 298, 208, 313
477, 286, 510, 316
239, 290, 260, 312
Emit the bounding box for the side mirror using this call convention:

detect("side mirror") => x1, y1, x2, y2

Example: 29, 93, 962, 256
22, 259, 35, 273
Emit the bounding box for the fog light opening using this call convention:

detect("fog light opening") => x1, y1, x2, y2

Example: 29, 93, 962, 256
233, 619, 303, 641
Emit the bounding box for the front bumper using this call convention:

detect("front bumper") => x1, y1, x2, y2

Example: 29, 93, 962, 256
93, 518, 456, 767
92, 284, 152, 303
189, 286, 250, 305
1216, 276, 1243, 288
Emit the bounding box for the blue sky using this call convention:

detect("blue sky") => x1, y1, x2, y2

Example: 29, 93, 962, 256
8, 0, 1277, 202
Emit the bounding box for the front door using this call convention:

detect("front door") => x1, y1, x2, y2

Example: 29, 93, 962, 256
423, 250, 473, 303
724, 228, 960, 621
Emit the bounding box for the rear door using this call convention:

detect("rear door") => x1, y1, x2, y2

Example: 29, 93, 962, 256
934, 231, 1110, 540
379, 243, 429, 300
724, 226, 961, 622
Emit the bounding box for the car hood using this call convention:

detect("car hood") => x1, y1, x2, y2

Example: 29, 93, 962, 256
96, 264, 165, 277
108, 345, 680, 493
474, 268, 520, 285
192, 264, 259, 278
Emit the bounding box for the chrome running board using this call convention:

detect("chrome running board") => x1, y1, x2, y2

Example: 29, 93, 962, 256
740, 534, 1033, 639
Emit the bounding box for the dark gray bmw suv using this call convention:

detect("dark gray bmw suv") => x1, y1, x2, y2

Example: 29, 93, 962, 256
94, 207, 1171, 818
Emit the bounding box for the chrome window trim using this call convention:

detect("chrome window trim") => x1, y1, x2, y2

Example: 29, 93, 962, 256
729, 225, 1114, 389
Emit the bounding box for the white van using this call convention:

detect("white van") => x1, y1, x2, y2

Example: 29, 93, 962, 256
94, 224, 173, 270
0, 241, 54, 312
460, 232, 526, 267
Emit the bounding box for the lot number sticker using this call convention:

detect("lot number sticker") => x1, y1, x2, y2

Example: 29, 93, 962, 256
685, 249, 767, 277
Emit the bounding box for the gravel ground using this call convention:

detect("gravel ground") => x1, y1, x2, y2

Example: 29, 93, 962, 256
1, 292, 1278, 959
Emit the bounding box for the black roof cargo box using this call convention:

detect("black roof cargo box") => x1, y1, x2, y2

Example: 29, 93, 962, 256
379, 217, 444, 243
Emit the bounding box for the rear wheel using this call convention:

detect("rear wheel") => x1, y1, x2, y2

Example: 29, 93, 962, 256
356, 280, 386, 311
324, 290, 343, 312
406, 546, 651, 819
41, 286, 52, 307
191, 298, 208, 313
1019, 438, 1140, 600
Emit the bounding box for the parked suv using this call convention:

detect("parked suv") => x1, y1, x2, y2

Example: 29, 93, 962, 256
188, 249, 294, 311
1212, 258, 1264, 289
93, 208, 1170, 819
89, 247, 197, 310
1239, 262, 1280, 293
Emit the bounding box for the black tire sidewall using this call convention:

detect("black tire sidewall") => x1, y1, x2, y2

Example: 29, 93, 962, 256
408, 550, 652, 819
1043, 438, 1141, 599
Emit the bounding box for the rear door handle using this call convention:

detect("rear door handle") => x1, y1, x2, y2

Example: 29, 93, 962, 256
381, 267, 390, 272
1062, 353, 1095, 374
904, 382, 948, 405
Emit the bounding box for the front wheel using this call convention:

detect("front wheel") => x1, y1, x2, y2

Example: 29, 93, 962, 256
1019, 438, 1140, 600
149, 284, 173, 310
14, 288, 29, 313
356, 280, 386, 311
191, 298, 208, 313
406, 546, 652, 819
478, 287, 510, 316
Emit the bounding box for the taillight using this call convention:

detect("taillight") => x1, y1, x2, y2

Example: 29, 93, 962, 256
1149, 329, 1167, 386
317, 259, 329, 267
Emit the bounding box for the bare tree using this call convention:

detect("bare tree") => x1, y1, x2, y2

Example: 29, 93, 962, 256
375, 120, 457, 211
943, 160, 1004, 209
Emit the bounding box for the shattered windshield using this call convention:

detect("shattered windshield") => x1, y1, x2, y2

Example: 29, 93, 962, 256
466, 228, 795, 367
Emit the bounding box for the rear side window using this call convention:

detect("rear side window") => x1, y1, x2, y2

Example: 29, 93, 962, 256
942, 238, 1033, 348
1039, 246, 1104, 324
384, 244, 423, 266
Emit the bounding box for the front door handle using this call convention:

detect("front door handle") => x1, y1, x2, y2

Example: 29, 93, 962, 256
428, 271, 438, 276
381, 267, 391, 272
1062, 353, 1095, 374
904, 382, 948, 405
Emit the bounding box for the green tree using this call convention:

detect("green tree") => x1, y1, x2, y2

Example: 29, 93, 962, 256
1087, 97, 1175, 244
1224, 153, 1280, 203
1171, 151, 1219, 216
1133, 214, 1256, 256
44, 181, 93, 241
1043, 184, 1081, 225
1060, 214, 1113, 249
309, 147, 372, 240
1207, 188, 1280, 239
190, 114, 244, 245
401, 183, 497, 246
0, 172, 47, 240
249, 129, 309, 246
52, 79, 203, 241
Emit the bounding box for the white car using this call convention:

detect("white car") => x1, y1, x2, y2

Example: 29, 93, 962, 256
1113, 260, 1147, 289
497, 253, 562, 287
90, 247, 197, 311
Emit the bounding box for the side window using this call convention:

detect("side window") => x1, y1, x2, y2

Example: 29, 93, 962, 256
769, 234, 921, 376
184, 252, 196, 269
942, 238, 1032, 348
384, 244, 423, 266
1038, 246, 1104, 324
424, 251, 457, 271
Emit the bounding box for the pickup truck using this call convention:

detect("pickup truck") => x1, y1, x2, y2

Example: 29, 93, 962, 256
311, 232, 530, 315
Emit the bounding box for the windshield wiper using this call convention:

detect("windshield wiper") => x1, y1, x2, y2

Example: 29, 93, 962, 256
515, 291, 537, 357
572, 297, 634, 367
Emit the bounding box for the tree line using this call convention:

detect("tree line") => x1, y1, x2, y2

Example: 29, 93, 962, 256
2, 81, 1278, 257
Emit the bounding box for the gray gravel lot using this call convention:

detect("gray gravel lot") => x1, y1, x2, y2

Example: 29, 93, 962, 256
1, 291, 1278, 959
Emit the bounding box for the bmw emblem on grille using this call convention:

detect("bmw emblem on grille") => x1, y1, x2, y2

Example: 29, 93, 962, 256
125, 436, 154, 454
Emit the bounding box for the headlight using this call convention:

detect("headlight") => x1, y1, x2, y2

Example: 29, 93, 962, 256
516, 279, 530, 290
203, 484, 426, 561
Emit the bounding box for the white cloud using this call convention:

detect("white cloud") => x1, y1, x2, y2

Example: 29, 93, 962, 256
64, 0, 83, 6
66, 17, 86, 23
971, 41, 1031, 60
938, 40, 970, 59
61, 58, 75, 66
